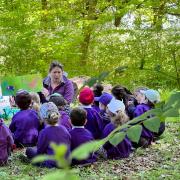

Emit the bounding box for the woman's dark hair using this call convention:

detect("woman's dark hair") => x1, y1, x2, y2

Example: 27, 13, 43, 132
111, 85, 132, 107
49, 61, 63, 72
70, 108, 87, 126
15, 90, 31, 110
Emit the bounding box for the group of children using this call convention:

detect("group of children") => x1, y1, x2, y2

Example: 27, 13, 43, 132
0, 84, 165, 167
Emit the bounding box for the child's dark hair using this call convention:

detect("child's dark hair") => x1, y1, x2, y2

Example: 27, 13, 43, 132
93, 83, 104, 97
70, 108, 87, 126
93, 83, 104, 106
15, 90, 31, 110
49, 60, 63, 72
49, 94, 67, 110
111, 85, 132, 107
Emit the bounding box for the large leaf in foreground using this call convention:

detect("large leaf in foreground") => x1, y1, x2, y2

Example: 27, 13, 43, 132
127, 125, 142, 143
71, 140, 106, 160
143, 117, 161, 133
109, 132, 126, 146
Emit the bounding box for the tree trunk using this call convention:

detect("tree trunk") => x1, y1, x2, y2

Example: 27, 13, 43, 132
41, 0, 48, 30
80, 0, 97, 65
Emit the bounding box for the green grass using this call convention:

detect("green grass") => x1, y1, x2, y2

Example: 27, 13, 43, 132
1, 118, 179, 180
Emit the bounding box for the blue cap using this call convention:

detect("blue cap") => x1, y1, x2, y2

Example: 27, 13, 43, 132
140, 89, 160, 103
98, 92, 113, 106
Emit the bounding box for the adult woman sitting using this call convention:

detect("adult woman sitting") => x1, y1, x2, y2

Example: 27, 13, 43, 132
42, 61, 74, 104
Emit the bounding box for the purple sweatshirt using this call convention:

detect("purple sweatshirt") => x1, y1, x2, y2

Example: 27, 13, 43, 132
92, 105, 100, 113
133, 104, 153, 144
9, 109, 40, 146
59, 110, 72, 131
0, 119, 14, 164
43, 76, 74, 104
99, 110, 111, 128
37, 125, 71, 167
102, 123, 132, 159
82, 106, 103, 139
70, 127, 96, 165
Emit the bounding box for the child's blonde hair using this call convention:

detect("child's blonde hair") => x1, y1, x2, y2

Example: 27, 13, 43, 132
30, 92, 40, 112
111, 110, 129, 128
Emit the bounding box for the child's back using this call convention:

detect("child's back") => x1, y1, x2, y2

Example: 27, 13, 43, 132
0, 119, 14, 165
70, 128, 96, 165
70, 128, 94, 150
103, 122, 132, 159
84, 107, 103, 139
70, 107, 97, 165
79, 87, 103, 139
9, 109, 40, 146
26, 102, 71, 168
37, 125, 71, 155
103, 99, 132, 159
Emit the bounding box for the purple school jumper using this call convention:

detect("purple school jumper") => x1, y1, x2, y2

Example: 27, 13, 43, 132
26, 125, 71, 168
82, 105, 103, 139
43, 76, 74, 104
70, 127, 96, 165
102, 123, 132, 159
0, 119, 14, 165
9, 109, 40, 146
92, 105, 100, 113
133, 104, 153, 145
59, 110, 72, 131
99, 110, 111, 128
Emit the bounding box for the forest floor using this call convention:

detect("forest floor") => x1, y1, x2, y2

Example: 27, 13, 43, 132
1, 118, 180, 180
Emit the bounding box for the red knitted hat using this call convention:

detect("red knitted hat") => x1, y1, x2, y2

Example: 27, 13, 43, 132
79, 87, 94, 105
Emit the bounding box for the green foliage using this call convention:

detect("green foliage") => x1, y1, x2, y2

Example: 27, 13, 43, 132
43, 170, 80, 180
127, 125, 142, 143
0, 0, 179, 89
70, 139, 106, 160
32, 155, 54, 164
109, 132, 126, 146
143, 117, 161, 133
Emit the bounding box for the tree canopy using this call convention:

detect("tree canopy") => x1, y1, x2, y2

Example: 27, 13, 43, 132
0, 0, 179, 89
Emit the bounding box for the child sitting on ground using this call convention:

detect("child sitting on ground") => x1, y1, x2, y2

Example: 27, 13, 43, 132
30, 92, 44, 131
70, 107, 96, 165
97, 92, 113, 128
9, 90, 40, 147
49, 93, 72, 131
102, 99, 132, 159
0, 119, 15, 166
26, 102, 71, 168
79, 87, 103, 139
134, 89, 165, 139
